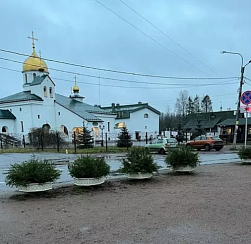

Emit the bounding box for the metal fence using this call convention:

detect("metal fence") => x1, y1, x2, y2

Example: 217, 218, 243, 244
0, 131, 156, 152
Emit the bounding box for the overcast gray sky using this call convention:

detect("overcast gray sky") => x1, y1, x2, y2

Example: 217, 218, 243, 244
0, 0, 250, 113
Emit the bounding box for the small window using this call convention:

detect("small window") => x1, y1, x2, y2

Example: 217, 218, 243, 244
38, 115, 40, 119
19, 108, 22, 111
49, 87, 53, 98
2, 126, 7, 133
21, 121, 24, 132
145, 126, 147, 129
108, 122, 110, 132
33, 73, 36, 80
58, 112, 61, 116
10, 109, 12, 112
144, 113, 149, 118
25, 74, 28, 83
44, 86, 47, 97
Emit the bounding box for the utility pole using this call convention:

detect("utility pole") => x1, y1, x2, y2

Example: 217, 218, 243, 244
232, 66, 245, 147
221, 51, 251, 148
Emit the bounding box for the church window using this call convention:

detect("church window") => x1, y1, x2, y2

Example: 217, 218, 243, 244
58, 112, 61, 116
21, 121, 24, 132
44, 86, 47, 97
2, 126, 7, 133
38, 115, 40, 119
144, 113, 149, 118
108, 122, 110, 132
10, 109, 12, 112
61, 125, 69, 135
42, 124, 50, 133
49, 87, 53, 98
33, 73, 36, 80
25, 74, 28, 83
19, 108, 22, 111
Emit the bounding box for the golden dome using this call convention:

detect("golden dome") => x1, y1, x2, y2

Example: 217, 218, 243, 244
73, 84, 80, 93
23, 50, 48, 73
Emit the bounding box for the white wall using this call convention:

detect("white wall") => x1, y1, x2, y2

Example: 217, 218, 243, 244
115, 108, 159, 140
0, 119, 16, 134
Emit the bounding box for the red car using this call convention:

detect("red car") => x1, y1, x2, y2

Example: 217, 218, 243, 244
186, 135, 224, 151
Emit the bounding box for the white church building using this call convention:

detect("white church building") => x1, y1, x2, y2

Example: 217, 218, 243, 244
0, 33, 160, 143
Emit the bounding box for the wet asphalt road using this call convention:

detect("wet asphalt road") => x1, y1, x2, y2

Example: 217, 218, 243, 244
0, 151, 240, 194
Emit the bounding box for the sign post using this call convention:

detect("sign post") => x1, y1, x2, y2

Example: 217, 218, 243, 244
241, 91, 251, 148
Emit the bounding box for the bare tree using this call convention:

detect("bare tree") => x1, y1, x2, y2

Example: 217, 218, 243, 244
193, 95, 201, 112
175, 90, 189, 117
187, 96, 194, 114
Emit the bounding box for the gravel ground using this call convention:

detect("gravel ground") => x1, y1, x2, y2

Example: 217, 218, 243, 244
1, 163, 251, 244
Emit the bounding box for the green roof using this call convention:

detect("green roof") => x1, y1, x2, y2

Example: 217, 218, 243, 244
218, 118, 251, 126
0, 109, 16, 119
183, 118, 220, 130
55, 94, 113, 122
183, 111, 239, 130
0, 91, 43, 104
30, 75, 47, 86
101, 103, 160, 119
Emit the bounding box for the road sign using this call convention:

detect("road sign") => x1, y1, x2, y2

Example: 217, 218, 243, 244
241, 91, 251, 105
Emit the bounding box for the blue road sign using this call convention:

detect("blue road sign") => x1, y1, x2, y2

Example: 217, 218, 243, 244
241, 91, 251, 105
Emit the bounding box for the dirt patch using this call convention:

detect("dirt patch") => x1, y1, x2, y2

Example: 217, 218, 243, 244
1, 164, 251, 244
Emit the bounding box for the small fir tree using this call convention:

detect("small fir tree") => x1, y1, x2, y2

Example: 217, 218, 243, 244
117, 127, 133, 148
77, 122, 94, 148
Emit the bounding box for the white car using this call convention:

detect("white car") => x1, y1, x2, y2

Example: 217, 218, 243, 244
146, 138, 178, 154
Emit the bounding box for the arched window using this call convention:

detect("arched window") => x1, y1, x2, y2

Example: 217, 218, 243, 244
144, 113, 149, 118
25, 74, 28, 84
49, 87, 53, 98
2, 126, 7, 133
42, 124, 50, 133
33, 73, 36, 80
61, 125, 69, 135
43, 86, 47, 97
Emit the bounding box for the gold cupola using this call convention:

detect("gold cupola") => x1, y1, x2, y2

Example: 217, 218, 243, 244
22, 31, 48, 73
73, 83, 80, 93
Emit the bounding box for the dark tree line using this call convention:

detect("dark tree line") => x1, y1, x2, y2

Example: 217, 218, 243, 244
160, 91, 213, 132
175, 91, 213, 116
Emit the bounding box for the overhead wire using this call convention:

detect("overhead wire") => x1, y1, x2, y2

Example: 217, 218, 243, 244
0, 64, 238, 90
0, 48, 237, 80
0, 57, 239, 87
118, 0, 220, 76
95, 0, 217, 76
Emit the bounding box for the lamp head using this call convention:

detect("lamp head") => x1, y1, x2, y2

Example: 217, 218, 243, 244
221, 51, 227, 54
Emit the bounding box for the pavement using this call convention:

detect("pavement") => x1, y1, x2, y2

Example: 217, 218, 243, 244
0, 146, 241, 195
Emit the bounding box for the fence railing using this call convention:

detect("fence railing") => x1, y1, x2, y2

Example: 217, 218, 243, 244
0, 131, 157, 152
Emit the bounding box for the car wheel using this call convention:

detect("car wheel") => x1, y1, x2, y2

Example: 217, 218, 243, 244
159, 148, 165, 155
205, 144, 211, 151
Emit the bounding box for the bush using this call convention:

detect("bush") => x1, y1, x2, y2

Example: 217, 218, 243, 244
68, 155, 110, 178
28, 127, 66, 148
120, 147, 158, 174
237, 147, 251, 160
5, 158, 61, 187
165, 146, 200, 169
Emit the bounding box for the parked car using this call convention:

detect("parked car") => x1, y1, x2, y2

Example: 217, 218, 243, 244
186, 135, 224, 151
145, 138, 178, 154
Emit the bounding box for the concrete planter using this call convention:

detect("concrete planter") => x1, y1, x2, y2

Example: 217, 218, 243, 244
18, 182, 52, 192
126, 173, 153, 179
172, 166, 195, 173
73, 177, 106, 186
241, 159, 251, 164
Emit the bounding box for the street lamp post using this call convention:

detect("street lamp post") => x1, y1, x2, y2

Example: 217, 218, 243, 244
99, 124, 105, 147
221, 51, 251, 148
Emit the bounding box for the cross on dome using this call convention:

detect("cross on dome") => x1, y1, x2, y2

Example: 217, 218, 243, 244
28, 31, 38, 51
